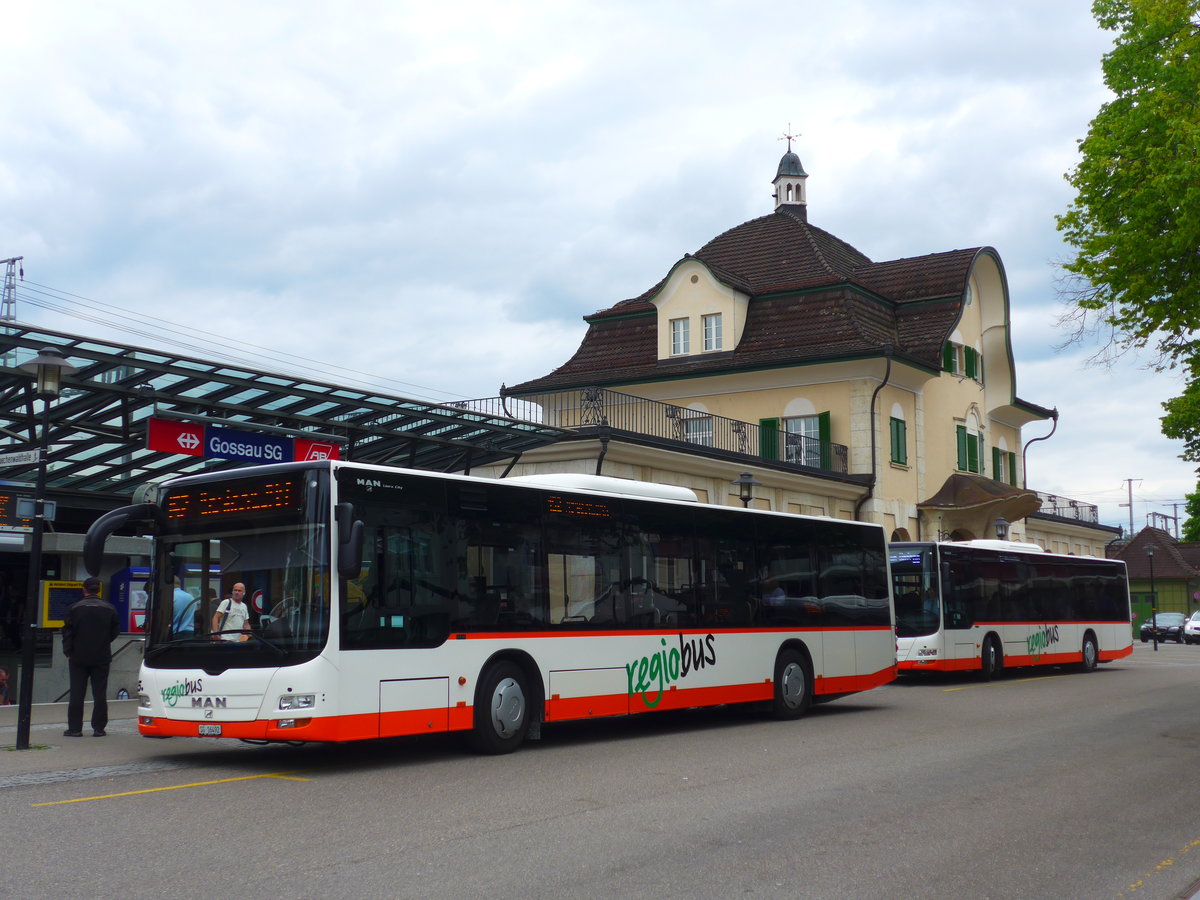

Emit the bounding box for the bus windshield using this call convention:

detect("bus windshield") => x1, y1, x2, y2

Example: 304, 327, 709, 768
890, 544, 940, 638
143, 470, 331, 668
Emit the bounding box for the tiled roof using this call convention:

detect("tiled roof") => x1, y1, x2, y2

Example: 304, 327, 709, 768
1112, 527, 1200, 579
511, 207, 984, 394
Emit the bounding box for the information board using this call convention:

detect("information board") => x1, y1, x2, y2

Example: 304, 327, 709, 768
42, 580, 84, 628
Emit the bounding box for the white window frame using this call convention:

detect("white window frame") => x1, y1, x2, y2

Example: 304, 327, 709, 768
702, 313, 723, 352
683, 414, 713, 447
670, 318, 690, 355
784, 415, 821, 468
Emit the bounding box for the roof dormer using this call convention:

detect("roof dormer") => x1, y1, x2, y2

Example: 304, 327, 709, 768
650, 258, 749, 361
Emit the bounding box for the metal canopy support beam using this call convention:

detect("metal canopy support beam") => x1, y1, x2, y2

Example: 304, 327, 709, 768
0, 323, 566, 500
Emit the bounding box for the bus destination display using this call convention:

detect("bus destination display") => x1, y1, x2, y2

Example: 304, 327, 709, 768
165, 478, 304, 522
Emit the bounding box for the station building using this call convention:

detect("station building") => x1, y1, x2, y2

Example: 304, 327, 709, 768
486, 144, 1119, 556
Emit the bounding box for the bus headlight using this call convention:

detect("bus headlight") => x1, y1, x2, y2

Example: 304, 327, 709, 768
138, 694, 151, 708
278, 693, 316, 711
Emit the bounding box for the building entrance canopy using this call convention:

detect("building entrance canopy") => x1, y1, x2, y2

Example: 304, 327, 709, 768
918, 472, 1042, 542
0, 323, 565, 505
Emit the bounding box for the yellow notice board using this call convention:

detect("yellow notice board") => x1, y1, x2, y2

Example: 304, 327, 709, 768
41, 580, 84, 628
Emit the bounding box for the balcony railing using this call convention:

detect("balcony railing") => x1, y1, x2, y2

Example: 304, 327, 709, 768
1034, 491, 1099, 524
455, 387, 849, 474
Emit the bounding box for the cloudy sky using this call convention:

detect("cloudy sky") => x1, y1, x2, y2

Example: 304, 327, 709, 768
1, 1, 1192, 533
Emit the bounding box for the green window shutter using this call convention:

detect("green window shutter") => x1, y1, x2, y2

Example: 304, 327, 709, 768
992, 447, 1002, 480
890, 417, 907, 465
818, 411, 831, 470
956, 425, 967, 471
966, 429, 980, 474
1007, 451, 1017, 486
943, 343, 955, 372
964, 347, 977, 379
759, 418, 780, 461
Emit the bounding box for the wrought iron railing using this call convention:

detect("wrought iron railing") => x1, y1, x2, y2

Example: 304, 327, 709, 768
1034, 491, 1099, 524
456, 388, 849, 474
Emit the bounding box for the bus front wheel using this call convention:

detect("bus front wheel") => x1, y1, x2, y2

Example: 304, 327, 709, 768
470, 661, 531, 755
771, 649, 812, 720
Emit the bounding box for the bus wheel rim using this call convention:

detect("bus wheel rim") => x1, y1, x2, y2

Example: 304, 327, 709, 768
490, 677, 525, 737
781, 662, 805, 708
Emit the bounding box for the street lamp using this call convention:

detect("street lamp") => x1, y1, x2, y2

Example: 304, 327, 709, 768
993, 517, 1010, 541
14, 346, 76, 750
1147, 543, 1158, 653
731, 472, 762, 508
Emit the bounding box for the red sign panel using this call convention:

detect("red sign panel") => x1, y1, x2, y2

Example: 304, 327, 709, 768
147, 418, 204, 457
295, 438, 340, 461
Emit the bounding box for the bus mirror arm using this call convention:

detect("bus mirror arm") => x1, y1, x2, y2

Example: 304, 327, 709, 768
335, 502, 364, 578
83, 503, 168, 576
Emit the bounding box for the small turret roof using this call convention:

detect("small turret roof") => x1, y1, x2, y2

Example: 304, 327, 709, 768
776, 149, 807, 178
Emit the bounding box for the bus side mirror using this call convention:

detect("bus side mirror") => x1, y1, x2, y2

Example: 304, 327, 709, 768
336, 502, 364, 578
83, 503, 168, 576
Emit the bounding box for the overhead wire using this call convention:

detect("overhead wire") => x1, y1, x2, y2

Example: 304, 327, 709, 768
12, 279, 474, 405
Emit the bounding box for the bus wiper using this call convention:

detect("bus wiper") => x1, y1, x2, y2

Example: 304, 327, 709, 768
211, 629, 289, 657
244, 630, 288, 657
208, 629, 288, 657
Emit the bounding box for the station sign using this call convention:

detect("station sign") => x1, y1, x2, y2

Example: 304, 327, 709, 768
0, 448, 41, 467
146, 418, 340, 464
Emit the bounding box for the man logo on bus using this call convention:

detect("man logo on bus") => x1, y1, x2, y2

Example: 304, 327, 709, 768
627, 633, 717, 708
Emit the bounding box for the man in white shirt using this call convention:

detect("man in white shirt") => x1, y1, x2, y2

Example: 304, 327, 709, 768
212, 583, 251, 642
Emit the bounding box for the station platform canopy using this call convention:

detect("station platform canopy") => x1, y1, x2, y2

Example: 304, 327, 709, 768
0, 322, 566, 507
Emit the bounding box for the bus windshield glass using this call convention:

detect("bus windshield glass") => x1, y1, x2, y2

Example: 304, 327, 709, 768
144, 470, 331, 668
890, 544, 939, 638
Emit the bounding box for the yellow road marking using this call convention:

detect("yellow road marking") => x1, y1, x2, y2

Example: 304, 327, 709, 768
32, 770, 311, 807
943, 676, 1047, 692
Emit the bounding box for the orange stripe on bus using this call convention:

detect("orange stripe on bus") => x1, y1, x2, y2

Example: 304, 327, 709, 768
138, 664, 898, 742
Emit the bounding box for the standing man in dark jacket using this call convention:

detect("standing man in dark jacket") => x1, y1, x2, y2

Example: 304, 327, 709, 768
61, 576, 120, 737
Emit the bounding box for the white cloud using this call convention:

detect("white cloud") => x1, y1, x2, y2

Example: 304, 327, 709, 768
0, 0, 1189, 531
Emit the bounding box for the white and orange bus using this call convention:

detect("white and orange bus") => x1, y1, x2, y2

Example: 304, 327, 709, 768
85, 462, 897, 753
890, 540, 1132, 678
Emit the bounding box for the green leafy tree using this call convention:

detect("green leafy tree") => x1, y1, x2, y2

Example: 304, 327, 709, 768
1057, 0, 1200, 367
1182, 486, 1200, 540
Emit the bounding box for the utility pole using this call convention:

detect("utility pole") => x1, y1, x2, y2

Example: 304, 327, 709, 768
1171, 502, 1185, 539
1, 256, 23, 322
1119, 478, 1140, 537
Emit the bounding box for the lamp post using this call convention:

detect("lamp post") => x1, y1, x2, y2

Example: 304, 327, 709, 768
731, 472, 762, 508
1147, 543, 1158, 653
14, 347, 75, 750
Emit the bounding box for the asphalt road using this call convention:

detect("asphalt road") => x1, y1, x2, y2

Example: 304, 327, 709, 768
4, 641, 1200, 900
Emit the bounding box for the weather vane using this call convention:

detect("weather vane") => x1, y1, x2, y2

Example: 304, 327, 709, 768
779, 125, 801, 152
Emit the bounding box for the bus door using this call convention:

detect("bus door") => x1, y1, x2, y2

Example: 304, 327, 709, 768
941, 555, 979, 666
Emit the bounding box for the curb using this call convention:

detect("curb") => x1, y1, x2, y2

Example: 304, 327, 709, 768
0, 699, 139, 728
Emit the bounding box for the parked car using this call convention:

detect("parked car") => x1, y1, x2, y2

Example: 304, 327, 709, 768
1183, 611, 1200, 644
1141, 611, 1187, 643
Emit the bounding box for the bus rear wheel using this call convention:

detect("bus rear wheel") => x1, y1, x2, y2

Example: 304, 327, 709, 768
1080, 634, 1099, 672
771, 649, 812, 720
980, 636, 1002, 681
469, 661, 531, 755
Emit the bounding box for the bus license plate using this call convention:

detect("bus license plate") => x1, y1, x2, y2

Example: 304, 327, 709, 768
198, 724, 222, 737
